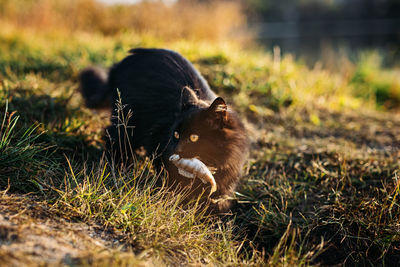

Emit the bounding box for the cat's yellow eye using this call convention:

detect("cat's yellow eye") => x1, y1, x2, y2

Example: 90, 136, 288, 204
190, 134, 199, 142
174, 131, 179, 139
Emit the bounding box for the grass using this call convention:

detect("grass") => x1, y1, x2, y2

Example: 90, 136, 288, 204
0, 0, 246, 41
1, 12, 400, 266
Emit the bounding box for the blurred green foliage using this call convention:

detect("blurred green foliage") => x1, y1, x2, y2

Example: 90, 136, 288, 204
351, 52, 400, 109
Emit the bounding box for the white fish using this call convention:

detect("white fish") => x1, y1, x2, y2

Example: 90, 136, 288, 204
169, 154, 217, 196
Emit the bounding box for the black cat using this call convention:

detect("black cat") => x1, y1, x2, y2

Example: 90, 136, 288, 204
79, 48, 248, 213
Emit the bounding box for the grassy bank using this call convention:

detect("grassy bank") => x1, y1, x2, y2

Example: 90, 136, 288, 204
0, 19, 400, 266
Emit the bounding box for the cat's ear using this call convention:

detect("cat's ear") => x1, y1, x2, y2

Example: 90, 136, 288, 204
207, 97, 228, 128
181, 86, 199, 109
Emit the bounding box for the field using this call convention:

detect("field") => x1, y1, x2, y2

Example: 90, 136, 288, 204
1, 6, 400, 266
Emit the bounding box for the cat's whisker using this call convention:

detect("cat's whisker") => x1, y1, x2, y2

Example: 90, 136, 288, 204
208, 167, 218, 175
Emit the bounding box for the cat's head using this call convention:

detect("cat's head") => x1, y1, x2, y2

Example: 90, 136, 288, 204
171, 89, 247, 170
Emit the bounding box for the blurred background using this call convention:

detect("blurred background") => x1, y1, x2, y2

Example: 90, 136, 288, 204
247, 0, 400, 67
1, 0, 399, 67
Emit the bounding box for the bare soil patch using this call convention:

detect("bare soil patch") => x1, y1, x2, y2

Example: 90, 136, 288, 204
0, 193, 148, 266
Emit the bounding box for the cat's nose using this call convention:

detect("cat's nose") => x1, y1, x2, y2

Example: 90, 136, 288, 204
175, 144, 183, 154
175, 144, 190, 157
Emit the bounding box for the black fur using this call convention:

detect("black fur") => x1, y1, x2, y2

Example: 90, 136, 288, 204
79, 66, 110, 109
79, 48, 248, 213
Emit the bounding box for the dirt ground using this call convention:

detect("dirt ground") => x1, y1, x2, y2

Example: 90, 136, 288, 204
0, 193, 149, 267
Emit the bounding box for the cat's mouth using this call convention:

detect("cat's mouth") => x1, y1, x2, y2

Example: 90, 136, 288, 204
169, 154, 217, 196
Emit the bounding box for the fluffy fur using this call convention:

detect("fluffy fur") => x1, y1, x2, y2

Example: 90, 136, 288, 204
79, 48, 248, 213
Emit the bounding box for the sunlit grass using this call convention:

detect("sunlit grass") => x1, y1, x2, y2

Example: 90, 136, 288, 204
351, 51, 400, 109
0, 0, 246, 41
52, 155, 264, 265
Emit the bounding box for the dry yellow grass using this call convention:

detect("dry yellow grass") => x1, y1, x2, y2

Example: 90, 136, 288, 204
0, 0, 247, 41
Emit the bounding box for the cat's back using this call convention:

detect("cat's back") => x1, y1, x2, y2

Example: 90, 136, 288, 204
108, 48, 215, 103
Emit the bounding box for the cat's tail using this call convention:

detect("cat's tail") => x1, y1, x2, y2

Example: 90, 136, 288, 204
78, 67, 111, 109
